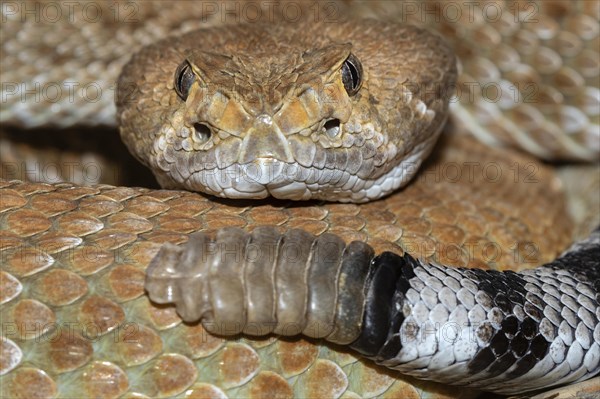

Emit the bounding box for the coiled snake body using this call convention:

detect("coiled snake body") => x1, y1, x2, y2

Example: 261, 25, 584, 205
1, 1, 599, 398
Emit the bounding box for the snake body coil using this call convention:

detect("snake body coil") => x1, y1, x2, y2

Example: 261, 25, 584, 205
146, 227, 600, 394
2, 1, 600, 397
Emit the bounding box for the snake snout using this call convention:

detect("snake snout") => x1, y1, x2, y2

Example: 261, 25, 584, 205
237, 115, 294, 164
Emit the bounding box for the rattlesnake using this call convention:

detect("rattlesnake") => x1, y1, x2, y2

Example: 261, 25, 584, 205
1, 1, 599, 398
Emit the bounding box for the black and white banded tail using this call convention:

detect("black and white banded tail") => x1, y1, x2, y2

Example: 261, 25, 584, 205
145, 227, 600, 394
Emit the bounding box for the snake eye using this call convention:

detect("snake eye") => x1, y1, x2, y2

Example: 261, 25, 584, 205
174, 61, 196, 100
341, 54, 363, 96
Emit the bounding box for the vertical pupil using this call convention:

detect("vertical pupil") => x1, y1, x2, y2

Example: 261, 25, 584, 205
178, 66, 189, 89
348, 63, 358, 88
342, 55, 362, 95
343, 63, 353, 89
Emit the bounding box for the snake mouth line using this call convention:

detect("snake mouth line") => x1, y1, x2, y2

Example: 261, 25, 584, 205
176, 146, 430, 202
164, 130, 440, 202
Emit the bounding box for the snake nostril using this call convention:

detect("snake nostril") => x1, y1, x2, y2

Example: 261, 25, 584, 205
323, 118, 341, 139
193, 123, 212, 143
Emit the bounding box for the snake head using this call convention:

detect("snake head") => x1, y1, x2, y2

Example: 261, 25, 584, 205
117, 20, 457, 202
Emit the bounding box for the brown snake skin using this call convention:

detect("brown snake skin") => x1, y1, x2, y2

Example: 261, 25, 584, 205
1, 1, 599, 398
